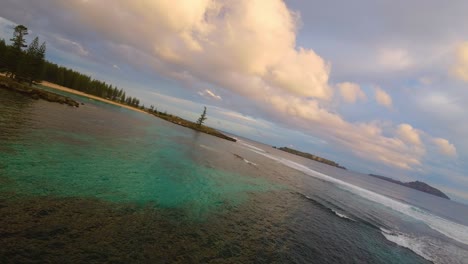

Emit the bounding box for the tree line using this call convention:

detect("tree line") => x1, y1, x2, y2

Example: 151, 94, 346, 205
0, 24, 142, 108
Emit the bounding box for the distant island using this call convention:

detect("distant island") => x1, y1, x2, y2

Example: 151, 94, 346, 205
274, 147, 346, 170
368, 174, 450, 200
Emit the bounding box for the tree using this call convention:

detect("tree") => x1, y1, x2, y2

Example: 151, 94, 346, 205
0, 39, 7, 71
21, 37, 46, 85
10, 25, 28, 50
196, 106, 207, 127
7, 25, 28, 78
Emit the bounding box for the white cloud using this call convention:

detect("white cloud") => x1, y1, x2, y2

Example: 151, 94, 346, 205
378, 48, 413, 71
396, 124, 422, 146
37, 0, 456, 170
54, 0, 332, 100
337, 82, 366, 103
52, 34, 89, 56
375, 86, 392, 108
452, 42, 468, 82
198, 89, 222, 100
433, 138, 457, 157
266, 94, 425, 170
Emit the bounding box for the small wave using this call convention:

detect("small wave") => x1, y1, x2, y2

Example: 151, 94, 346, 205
245, 148, 468, 248
331, 208, 353, 220
239, 141, 266, 153
301, 193, 354, 221
233, 154, 257, 167
380, 229, 435, 263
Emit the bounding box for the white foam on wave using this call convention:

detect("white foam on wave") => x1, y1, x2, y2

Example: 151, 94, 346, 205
304, 195, 354, 220
246, 149, 468, 247
238, 141, 266, 153
331, 208, 353, 221
242, 158, 257, 166
380, 229, 434, 262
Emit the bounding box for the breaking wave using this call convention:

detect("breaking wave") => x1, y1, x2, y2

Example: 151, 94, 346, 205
245, 148, 468, 263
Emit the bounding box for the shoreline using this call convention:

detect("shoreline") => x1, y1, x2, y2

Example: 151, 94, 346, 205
40, 81, 147, 114
0, 76, 79, 107
40, 81, 236, 142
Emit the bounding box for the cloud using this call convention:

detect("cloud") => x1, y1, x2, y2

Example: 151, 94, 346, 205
377, 48, 413, 71
452, 42, 468, 82
337, 82, 366, 103
0, 0, 459, 172
198, 89, 222, 100
52, 34, 89, 56
266, 94, 425, 170
49, 0, 333, 101
418, 76, 433, 85
396, 124, 422, 146
375, 86, 392, 107
433, 138, 457, 157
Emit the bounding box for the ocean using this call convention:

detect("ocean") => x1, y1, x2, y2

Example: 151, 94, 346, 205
1, 87, 467, 263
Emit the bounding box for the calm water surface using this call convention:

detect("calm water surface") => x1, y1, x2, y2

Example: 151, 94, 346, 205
1, 88, 467, 263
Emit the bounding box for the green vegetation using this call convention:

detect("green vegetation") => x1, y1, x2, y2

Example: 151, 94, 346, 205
196, 106, 207, 127
1, 23, 235, 142
147, 107, 236, 142
0, 24, 142, 108
275, 147, 346, 169
41, 61, 141, 108
1, 25, 46, 85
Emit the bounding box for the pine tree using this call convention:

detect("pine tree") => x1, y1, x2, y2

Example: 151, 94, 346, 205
196, 106, 207, 127
10, 25, 28, 50
0, 39, 8, 70
20, 37, 46, 85
7, 25, 28, 78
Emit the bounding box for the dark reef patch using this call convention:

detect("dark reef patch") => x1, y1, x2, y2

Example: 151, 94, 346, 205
0, 193, 293, 264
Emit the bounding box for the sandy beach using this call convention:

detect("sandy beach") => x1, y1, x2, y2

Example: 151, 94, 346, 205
40, 81, 147, 114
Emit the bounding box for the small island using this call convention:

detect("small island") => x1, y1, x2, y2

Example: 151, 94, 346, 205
368, 174, 450, 200
274, 146, 346, 170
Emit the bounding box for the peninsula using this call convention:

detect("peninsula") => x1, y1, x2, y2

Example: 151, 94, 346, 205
146, 109, 236, 142
368, 174, 450, 200
275, 146, 346, 170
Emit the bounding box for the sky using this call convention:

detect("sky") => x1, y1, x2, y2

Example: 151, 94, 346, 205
1, 0, 467, 203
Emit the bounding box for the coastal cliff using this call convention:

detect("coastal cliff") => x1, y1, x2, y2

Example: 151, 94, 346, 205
368, 174, 450, 200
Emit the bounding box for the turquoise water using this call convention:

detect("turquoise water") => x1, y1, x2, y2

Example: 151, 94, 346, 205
1, 88, 453, 263
0, 95, 277, 218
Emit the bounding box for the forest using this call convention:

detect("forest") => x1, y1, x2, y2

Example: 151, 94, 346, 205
0, 25, 142, 108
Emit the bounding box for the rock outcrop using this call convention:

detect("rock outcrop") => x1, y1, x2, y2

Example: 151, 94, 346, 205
0, 76, 79, 107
